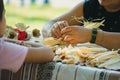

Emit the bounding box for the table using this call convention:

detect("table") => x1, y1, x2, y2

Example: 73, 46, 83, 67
29, 38, 120, 80
1, 37, 120, 80
32, 62, 120, 80
1, 62, 120, 80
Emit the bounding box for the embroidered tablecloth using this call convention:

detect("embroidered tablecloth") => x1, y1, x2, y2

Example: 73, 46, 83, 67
0, 62, 120, 80
36, 62, 120, 80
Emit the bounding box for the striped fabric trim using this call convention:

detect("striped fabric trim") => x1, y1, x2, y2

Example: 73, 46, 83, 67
0, 70, 1, 79
55, 64, 62, 80
1, 70, 12, 80
74, 65, 79, 80
0, 62, 120, 80
0, 63, 39, 80
0, 70, 1, 80
93, 70, 97, 80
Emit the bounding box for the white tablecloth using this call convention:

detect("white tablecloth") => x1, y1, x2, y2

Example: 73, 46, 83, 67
51, 63, 120, 80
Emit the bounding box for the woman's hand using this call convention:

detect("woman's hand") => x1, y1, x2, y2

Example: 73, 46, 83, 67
51, 21, 69, 38
61, 26, 92, 44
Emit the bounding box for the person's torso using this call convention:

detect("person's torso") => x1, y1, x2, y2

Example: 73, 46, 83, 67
83, 0, 120, 32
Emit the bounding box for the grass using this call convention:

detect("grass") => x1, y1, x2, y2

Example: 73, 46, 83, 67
5, 4, 69, 31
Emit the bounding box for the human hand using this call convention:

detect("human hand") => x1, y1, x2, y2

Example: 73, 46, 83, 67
51, 21, 69, 38
61, 26, 92, 44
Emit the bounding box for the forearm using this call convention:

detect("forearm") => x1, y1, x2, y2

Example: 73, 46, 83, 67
25, 47, 55, 63
95, 31, 120, 50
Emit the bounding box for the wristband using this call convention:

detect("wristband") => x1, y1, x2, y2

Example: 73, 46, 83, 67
90, 28, 98, 43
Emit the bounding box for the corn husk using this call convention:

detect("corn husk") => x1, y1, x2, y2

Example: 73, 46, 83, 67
42, 37, 64, 46
98, 56, 120, 68
88, 50, 120, 66
71, 16, 105, 29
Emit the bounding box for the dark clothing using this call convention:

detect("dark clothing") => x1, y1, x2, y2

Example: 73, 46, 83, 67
83, 0, 120, 32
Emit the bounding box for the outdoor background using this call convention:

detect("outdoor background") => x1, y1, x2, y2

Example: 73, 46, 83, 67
4, 0, 83, 31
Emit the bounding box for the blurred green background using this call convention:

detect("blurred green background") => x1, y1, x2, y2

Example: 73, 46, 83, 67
5, 4, 69, 31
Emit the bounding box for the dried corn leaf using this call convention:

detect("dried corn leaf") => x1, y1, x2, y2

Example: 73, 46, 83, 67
42, 37, 64, 46
84, 20, 105, 29
89, 50, 119, 66
98, 56, 120, 68
79, 47, 107, 54
102, 62, 120, 70
72, 16, 105, 29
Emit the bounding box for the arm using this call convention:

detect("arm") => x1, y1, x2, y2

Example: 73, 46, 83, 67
25, 45, 55, 63
95, 30, 120, 50
4, 38, 55, 63
61, 26, 120, 50
42, 1, 84, 38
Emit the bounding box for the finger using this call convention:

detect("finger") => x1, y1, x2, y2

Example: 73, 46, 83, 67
51, 24, 61, 38
68, 40, 77, 44
63, 20, 69, 26
55, 21, 69, 38
63, 35, 73, 42
51, 29, 59, 38
51, 31, 57, 38
61, 34, 66, 39
64, 37, 76, 44
61, 27, 72, 34
55, 24, 61, 37
57, 21, 66, 31
59, 22, 65, 30
57, 22, 64, 35
51, 26, 58, 38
